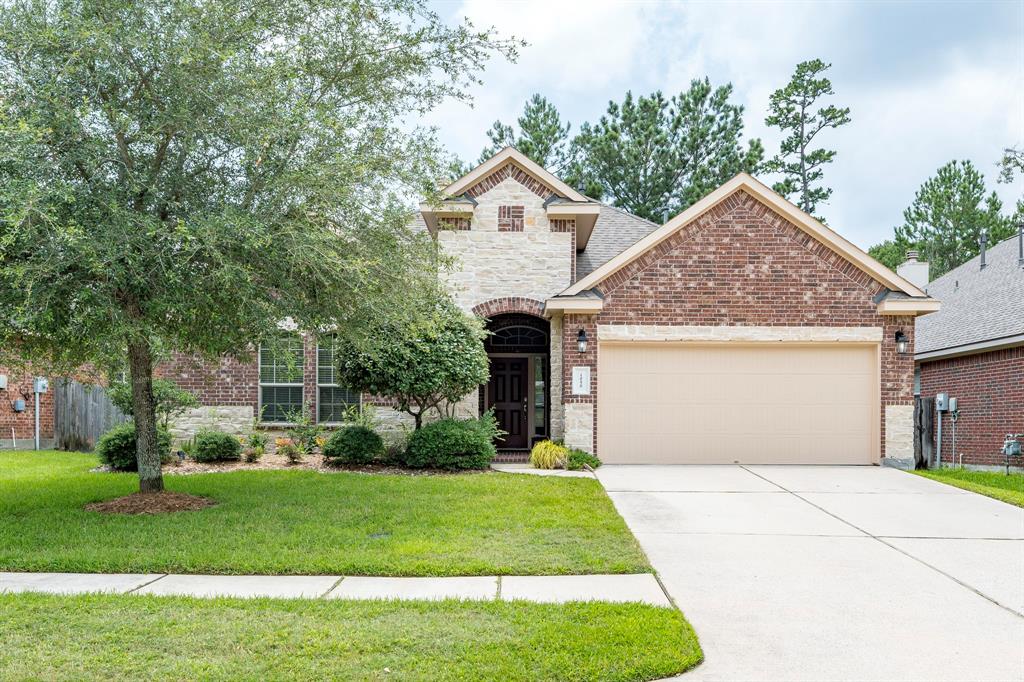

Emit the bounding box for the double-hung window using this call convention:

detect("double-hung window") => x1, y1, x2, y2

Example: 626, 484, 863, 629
259, 336, 304, 423
316, 335, 360, 423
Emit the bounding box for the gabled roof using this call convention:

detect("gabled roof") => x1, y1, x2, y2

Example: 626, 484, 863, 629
576, 205, 661, 279
916, 235, 1024, 359
562, 173, 932, 300
442, 147, 590, 203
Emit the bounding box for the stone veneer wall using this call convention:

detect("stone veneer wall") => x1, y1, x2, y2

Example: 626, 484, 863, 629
561, 189, 916, 458
440, 176, 571, 311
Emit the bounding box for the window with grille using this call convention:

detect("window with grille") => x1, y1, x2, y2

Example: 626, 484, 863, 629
489, 325, 548, 349
316, 335, 360, 423
259, 336, 304, 423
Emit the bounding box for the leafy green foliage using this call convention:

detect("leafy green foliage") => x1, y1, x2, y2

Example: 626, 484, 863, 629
867, 239, 911, 271
999, 146, 1024, 185
530, 440, 568, 469
341, 403, 378, 430
402, 416, 497, 470
0, 0, 517, 491
191, 430, 242, 463
894, 160, 1013, 279
764, 59, 851, 220
567, 449, 601, 471
96, 423, 171, 472
284, 405, 323, 455
569, 79, 763, 221
107, 379, 198, 430
478, 94, 572, 170
336, 297, 489, 429
324, 426, 385, 466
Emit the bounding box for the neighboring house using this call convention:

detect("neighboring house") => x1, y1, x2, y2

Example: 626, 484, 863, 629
0, 370, 55, 449
2, 148, 941, 464
909, 235, 1024, 468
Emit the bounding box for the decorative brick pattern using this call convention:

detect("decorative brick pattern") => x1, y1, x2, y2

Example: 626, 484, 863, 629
464, 162, 551, 199
437, 216, 471, 231
919, 346, 1024, 466
550, 218, 577, 281
471, 297, 546, 319
566, 189, 915, 459
497, 205, 524, 232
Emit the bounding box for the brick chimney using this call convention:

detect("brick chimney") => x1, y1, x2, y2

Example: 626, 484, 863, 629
896, 250, 929, 289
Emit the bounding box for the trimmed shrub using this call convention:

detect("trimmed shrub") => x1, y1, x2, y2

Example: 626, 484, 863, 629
323, 425, 385, 465
530, 440, 569, 469
191, 429, 242, 463
401, 417, 496, 470
567, 448, 601, 471
96, 422, 172, 472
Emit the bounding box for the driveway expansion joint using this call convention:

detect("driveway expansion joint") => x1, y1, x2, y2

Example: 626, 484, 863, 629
739, 464, 1024, 620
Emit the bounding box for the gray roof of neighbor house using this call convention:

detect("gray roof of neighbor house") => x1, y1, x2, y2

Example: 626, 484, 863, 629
915, 234, 1024, 357
575, 205, 660, 279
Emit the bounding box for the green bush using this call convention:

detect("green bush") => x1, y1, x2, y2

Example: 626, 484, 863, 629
401, 416, 496, 470
191, 429, 242, 463
567, 448, 601, 471
530, 440, 569, 469
323, 425, 385, 465
96, 422, 172, 472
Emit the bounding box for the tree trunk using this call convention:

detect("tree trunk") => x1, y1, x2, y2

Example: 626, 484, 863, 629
127, 339, 164, 492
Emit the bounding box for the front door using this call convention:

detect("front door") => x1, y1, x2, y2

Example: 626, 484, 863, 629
488, 357, 528, 449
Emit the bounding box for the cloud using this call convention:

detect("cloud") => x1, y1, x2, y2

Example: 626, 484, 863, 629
427, 0, 1023, 247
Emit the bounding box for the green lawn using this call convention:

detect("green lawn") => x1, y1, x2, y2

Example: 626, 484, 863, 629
913, 467, 1024, 508
0, 451, 649, 576
0, 593, 702, 681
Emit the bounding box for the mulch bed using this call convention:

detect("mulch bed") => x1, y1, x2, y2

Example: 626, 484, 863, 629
85, 491, 216, 515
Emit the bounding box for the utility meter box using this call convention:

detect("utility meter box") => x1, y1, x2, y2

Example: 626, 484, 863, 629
949, 397, 958, 412
0, 374, 7, 390
936, 393, 949, 411
33, 377, 48, 394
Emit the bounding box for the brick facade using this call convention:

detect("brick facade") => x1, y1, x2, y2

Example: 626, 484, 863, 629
0, 367, 54, 446
561, 189, 915, 457
919, 346, 1024, 466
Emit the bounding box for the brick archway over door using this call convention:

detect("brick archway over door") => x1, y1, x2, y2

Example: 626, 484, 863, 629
471, 297, 546, 319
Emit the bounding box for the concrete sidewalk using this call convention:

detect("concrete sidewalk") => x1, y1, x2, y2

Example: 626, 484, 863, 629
0, 571, 670, 606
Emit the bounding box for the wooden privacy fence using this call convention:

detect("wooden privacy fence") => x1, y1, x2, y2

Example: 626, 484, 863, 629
913, 396, 935, 469
54, 379, 127, 452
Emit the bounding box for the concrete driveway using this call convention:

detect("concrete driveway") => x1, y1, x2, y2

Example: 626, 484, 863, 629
597, 465, 1024, 681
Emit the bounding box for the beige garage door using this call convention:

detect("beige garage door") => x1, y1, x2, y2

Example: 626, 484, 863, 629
598, 343, 878, 464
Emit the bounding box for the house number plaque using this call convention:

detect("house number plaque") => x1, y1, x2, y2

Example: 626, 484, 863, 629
571, 366, 591, 395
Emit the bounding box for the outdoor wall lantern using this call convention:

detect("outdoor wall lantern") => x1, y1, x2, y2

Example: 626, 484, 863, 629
895, 330, 909, 355
577, 328, 588, 354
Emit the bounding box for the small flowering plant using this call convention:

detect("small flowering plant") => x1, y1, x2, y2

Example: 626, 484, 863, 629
275, 437, 302, 464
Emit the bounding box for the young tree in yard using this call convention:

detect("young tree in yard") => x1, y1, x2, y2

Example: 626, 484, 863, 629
764, 59, 851, 220
894, 160, 1014, 279
569, 80, 763, 222
335, 297, 489, 430
0, 0, 517, 492
107, 379, 198, 430
478, 94, 571, 170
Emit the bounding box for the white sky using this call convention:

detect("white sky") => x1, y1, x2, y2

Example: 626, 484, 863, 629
425, 0, 1023, 250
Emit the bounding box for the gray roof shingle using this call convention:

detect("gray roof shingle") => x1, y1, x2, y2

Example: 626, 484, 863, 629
915, 234, 1024, 355
576, 205, 660, 280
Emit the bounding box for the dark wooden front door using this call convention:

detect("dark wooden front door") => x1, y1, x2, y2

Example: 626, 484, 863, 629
488, 357, 528, 449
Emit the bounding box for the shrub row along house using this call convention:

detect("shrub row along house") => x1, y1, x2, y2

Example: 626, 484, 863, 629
1, 148, 943, 464
903, 235, 1024, 468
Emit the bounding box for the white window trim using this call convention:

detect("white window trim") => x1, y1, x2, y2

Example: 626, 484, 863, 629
258, 340, 304, 425
315, 336, 361, 425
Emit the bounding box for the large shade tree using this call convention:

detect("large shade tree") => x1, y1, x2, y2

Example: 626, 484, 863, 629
0, 0, 516, 492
